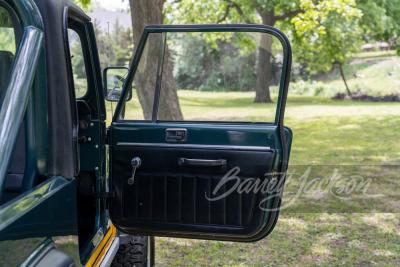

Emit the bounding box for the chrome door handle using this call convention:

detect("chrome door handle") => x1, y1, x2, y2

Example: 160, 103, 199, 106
178, 158, 227, 167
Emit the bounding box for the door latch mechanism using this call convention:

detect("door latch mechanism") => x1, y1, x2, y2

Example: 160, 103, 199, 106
127, 157, 141, 185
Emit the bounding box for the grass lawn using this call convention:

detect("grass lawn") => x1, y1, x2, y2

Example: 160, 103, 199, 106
149, 91, 400, 266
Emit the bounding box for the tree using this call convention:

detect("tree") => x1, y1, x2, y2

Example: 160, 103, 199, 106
92, 19, 134, 71
171, 0, 306, 103
172, 0, 368, 98
74, 0, 183, 120
173, 34, 258, 92
357, 0, 400, 54
74, 0, 398, 100
290, 0, 400, 96
289, 0, 362, 96
129, 0, 183, 120
73, 0, 91, 10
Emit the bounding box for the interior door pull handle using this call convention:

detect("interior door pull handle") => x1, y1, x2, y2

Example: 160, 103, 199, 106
178, 158, 227, 167
166, 128, 187, 143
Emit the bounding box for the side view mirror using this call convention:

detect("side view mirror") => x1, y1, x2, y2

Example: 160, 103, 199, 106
103, 66, 132, 102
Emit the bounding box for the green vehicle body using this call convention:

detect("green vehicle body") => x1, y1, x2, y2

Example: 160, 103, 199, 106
0, 0, 293, 265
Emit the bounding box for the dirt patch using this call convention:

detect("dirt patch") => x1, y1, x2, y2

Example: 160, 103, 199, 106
332, 93, 400, 102
349, 58, 376, 65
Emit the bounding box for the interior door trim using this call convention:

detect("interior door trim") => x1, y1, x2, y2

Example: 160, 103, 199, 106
116, 142, 272, 151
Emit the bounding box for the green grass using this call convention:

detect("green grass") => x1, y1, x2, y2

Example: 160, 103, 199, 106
156, 213, 400, 266
148, 91, 400, 266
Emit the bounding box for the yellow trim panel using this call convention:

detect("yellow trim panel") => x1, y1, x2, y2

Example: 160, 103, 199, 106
85, 224, 117, 267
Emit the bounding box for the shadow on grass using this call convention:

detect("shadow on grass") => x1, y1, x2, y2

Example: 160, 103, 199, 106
155, 213, 400, 266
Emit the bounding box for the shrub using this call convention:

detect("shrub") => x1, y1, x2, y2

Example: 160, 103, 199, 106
288, 80, 327, 96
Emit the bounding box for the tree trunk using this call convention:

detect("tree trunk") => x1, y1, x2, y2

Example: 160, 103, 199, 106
337, 62, 352, 96
130, 0, 183, 120
254, 34, 273, 103
133, 34, 161, 119
158, 45, 184, 120
254, 12, 275, 103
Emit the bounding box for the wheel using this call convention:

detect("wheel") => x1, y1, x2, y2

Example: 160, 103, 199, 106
111, 236, 154, 267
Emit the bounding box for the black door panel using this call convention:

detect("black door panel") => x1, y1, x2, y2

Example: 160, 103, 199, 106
112, 144, 275, 238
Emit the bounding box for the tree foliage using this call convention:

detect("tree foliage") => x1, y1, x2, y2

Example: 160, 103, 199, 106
357, 0, 400, 54
170, 0, 366, 96
172, 32, 282, 92
74, 0, 91, 10
289, 0, 362, 73
93, 19, 134, 70
69, 18, 134, 79
168, 0, 307, 102
72, 0, 400, 98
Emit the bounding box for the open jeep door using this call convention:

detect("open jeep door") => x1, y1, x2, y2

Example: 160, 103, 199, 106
108, 25, 292, 241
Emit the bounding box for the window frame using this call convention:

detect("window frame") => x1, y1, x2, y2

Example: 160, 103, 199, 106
64, 14, 92, 100
114, 25, 291, 127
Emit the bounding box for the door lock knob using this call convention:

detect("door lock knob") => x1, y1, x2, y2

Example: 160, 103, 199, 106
127, 157, 141, 185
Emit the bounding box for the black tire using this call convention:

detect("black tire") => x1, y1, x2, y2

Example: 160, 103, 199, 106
111, 236, 154, 267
